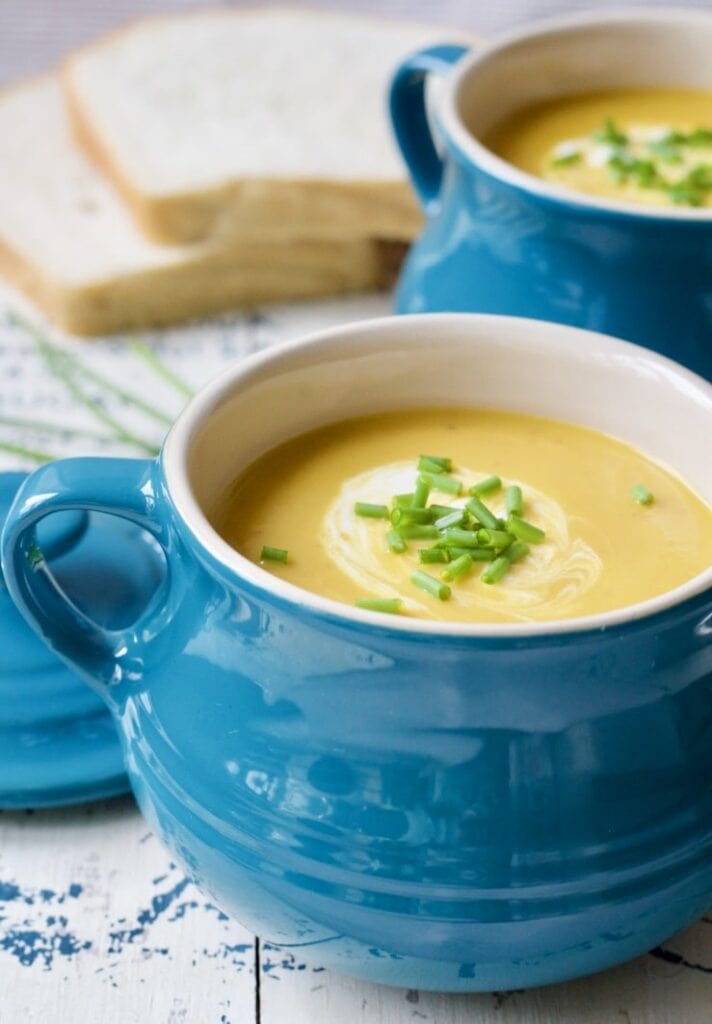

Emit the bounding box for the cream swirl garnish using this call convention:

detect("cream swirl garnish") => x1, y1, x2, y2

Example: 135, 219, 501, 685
322, 462, 602, 622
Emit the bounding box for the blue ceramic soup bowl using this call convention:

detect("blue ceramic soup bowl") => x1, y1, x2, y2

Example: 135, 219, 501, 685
2, 314, 712, 991
390, 9, 712, 379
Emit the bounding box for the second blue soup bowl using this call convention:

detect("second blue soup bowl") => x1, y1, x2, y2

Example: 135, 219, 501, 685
2, 314, 711, 990
390, 10, 712, 379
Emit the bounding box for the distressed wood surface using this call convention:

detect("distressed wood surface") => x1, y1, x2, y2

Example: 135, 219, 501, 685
0, 284, 710, 1022
0, 797, 710, 1024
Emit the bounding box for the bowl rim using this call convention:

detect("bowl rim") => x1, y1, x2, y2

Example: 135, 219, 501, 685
437, 6, 712, 223
163, 313, 712, 639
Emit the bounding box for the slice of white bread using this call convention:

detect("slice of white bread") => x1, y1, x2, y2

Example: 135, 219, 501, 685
63, 9, 464, 245
0, 76, 405, 336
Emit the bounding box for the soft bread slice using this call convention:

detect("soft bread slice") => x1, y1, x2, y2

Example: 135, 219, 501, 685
0, 76, 405, 336
63, 9, 465, 244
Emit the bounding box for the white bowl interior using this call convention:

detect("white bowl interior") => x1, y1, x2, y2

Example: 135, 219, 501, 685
458, 11, 712, 141
182, 316, 712, 524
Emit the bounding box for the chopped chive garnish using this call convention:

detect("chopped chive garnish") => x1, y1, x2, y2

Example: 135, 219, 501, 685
355, 597, 402, 614
506, 516, 546, 543
505, 485, 523, 516
441, 553, 474, 582
506, 541, 530, 564
419, 546, 450, 564
469, 475, 501, 497
260, 546, 288, 563
592, 117, 627, 146
631, 484, 654, 506
386, 530, 408, 553
438, 527, 483, 548
429, 503, 458, 518
481, 556, 511, 585
355, 502, 389, 519
418, 454, 452, 472
476, 528, 514, 550
417, 457, 446, 474
465, 495, 499, 530
412, 475, 432, 508
449, 546, 496, 561
417, 454, 450, 473
551, 149, 582, 167
419, 472, 462, 496
411, 570, 451, 601
686, 127, 712, 147
393, 493, 415, 507
395, 524, 440, 540
434, 508, 466, 530
391, 506, 434, 526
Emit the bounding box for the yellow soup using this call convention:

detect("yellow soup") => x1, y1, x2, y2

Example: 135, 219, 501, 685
215, 409, 712, 625
484, 88, 712, 209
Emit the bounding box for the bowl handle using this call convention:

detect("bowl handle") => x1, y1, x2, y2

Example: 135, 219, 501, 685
1, 457, 176, 700
389, 44, 469, 216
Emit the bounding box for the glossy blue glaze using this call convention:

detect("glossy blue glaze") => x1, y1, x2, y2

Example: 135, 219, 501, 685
390, 48, 712, 380
0, 470, 163, 807
2, 455, 711, 990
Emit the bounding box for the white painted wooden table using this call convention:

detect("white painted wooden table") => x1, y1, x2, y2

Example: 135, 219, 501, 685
0, 285, 710, 1023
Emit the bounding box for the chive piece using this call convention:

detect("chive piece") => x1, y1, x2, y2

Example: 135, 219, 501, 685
449, 546, 496, 561
686, 127, 712, 147
419, 472, 462, 496
481, 556, 511, 585
434, 508, 466, 530
411, 570, 451, 601
395, 524, 440, 540
355, 502, 389, 519
469, 475, 501, 497
429, 503, 458, 518
506, 516, 546, 543
648, 137, 682, 163
439, 527, 483, 548
465, 495, 499, 530
355, 597, 402, 614
505, 485, 523, 516
418, 454, 452, 472
391, 506, 435, 526
418, 457, 445, 474
441, 553, 474, 582
506, 541, 530, 564
412, 475, 432, 508
419, 546, 450, 564
261, 546, 288, 564
631, 484, 654, 506
393, 493, 416, 507
592, 117, 627, 146
476, 528, 514, 550
551, 149, 582, 167
386, 530, 408, 554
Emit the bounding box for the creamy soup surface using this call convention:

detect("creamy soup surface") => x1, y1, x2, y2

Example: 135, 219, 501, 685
215, 409, 712, 625
484, 88, 712, 209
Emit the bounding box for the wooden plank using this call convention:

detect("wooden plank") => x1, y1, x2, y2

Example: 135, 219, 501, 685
258, 918, 712, 1024
0, 797, 256, 1024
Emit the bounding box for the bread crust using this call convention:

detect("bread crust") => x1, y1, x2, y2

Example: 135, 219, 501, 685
59, 7, 467, 244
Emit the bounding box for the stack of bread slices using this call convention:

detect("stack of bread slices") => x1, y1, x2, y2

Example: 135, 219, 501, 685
0, 9, 464, 336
